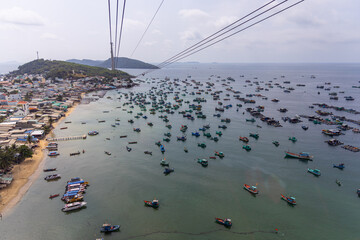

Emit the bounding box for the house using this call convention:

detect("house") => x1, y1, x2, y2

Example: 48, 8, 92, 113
30, 130, 45, 139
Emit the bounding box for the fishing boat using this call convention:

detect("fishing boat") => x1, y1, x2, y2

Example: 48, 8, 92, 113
155, 141, 161, 146
243, 145, 251, 151
128, 141, 137, 144
333, 163, 345, 169
44, 174, 61, 181
203, 132, 211, 138
239, 136, 249, 143
163, 167, 174, 174
216, 131, 222, 136
198, 143, 206, 148
192, 132, 200, 137
160, 158, 169, 166
325, 139, 343, 146
46, 142, 58, 149
177, 136, 186, 141
120, 135, 127, 138
163, 138, 170, 142
244, 184, 259, 194
43, 168, 57, 172
289, 137, 297, 142
281, 195, 297, 205
272, 141, 279, 147
133, 128, 141, 132
160, 145, 165, 153
144, 199, 159, 208
126, 146, 132, 152
197, 159, 208, 167
336, 179, 342, 186
249, 133, 259, 139
322, 129, 341, 136
215, 151, 224, 158
48, 151, 59, 156
246, 118, 255, 122
60, 127, 68, 130
49, 194, 60, 199
100, 223, 120, 233
357, 189, 360, 197
104, 151, 111, 155
88, 131, 99, 136
70, 151, 80, 156
144, 151, 152, 155
302, 125, 308, 130
215, 218, 232, 227
184, 147, 188, 153
285, 151, 313, 160
308, 168, 321, 176
164, 132, 171, 137
218, 125, 227, 129
65, 195, 84, 203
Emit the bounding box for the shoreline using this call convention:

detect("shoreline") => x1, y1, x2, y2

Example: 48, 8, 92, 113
0, 103, 79, 216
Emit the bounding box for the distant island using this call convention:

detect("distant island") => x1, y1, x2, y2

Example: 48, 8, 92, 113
67, 57, 159, 69
10, 59, 132, 80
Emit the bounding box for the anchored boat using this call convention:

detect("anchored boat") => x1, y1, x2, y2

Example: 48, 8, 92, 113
285, 151, 313, 160
215, 218, 232, 227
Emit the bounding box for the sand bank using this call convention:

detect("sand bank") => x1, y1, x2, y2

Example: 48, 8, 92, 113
0, 104, 79, 216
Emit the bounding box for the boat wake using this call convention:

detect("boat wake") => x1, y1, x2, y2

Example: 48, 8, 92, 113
119, 229, 278, 240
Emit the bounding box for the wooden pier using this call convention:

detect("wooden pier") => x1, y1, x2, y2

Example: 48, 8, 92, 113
47, 135, 87, 141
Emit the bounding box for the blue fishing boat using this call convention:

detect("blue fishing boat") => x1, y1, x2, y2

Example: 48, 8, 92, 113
160, 145, 165, 153
164, 167, 174, 174
192, 132, 200, 137
100, 223, 120, 233
177, 136, 186, 141
308, 168, 321, 176
48, 151, 59, 156
333, 163, 345, 169
215, 218, 232, 227
88, 130, 99, 136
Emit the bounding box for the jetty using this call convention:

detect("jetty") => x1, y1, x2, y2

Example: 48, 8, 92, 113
47, 135, 87, 141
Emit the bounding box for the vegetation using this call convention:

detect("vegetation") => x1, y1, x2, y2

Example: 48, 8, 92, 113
0, 145, 33, 170
67, 57, 159, 69
10, 59, 133, 80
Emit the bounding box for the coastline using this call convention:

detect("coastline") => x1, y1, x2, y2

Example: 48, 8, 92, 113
0, 103, 79, 216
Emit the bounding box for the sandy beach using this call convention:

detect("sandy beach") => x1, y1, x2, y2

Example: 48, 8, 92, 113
0, 103, 79, 216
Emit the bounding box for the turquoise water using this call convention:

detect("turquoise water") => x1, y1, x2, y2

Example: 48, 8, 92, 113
1, 63, 359, 240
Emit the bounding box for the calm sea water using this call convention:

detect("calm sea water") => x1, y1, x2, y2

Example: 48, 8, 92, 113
1, 63, 359, 240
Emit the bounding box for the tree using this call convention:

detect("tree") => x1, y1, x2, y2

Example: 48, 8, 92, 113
27, 134, 32, 144
17, 145, 33, 159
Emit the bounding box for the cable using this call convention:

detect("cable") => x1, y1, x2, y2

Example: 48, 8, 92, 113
157, 0, 276, 69
138, 0, 304, 77
114, 0, 120, 59
115, 0, 127, 68
107, 0, 113, 54
130, 0, 165, 58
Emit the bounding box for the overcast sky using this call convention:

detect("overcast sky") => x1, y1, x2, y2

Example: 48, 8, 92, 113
0, 0, 359, 64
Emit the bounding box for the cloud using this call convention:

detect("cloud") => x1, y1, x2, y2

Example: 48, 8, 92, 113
144, 41, 157, 46
41, 33, 59, 40
214, 16, 238, 28
0, 7, 45, 26
178, 9, 209, 18
180, 30, 203, 41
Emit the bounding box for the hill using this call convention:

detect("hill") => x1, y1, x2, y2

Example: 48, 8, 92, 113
10, 59, 132, 79
67, 57, 158, 69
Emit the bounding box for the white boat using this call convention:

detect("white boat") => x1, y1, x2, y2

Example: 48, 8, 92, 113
61, 201, 87, 212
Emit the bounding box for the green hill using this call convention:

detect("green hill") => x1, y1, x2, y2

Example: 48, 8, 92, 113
10, 59, 132, 79
67, 57, 159, 69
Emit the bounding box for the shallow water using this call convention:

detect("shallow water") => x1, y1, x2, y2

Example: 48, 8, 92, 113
1, 63, 359, 240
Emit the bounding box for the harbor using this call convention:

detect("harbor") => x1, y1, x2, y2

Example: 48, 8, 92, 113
0, 63, 359, 240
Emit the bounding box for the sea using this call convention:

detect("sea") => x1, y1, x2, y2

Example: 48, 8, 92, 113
0, 63, 359, 240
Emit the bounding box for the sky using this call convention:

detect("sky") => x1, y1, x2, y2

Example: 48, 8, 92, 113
0, 0, 359, 64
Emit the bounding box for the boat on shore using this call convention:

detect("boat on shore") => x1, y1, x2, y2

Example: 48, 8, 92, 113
49, 193, 60, 199
144, 199, 159, 208
61, 201, 87, 212
215, 218, 232, 227
281, 194, 296, 205
43, 168, 57, 172
48, 151, 59, 156
100, 223, 120, 233
285, 151, 313, 160
244, 184, 258, 194
44, 174, 61, 181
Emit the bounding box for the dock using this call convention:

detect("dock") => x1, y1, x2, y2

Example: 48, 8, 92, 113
47, 135, 87, 141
